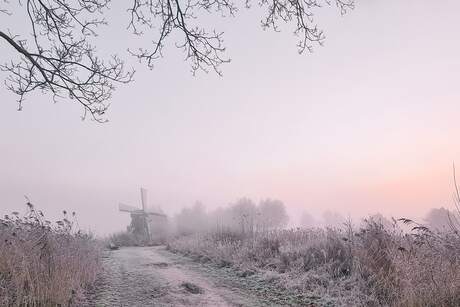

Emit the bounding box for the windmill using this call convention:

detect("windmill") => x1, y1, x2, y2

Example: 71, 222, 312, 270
119, 188, 167, 241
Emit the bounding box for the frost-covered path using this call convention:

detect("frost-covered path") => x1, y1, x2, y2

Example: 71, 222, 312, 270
87, 246, 273, 307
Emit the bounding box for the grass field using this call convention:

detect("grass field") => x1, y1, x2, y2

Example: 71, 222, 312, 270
3, 202, 460, 306
0, 203, 101, 306
167, 218, 460, 306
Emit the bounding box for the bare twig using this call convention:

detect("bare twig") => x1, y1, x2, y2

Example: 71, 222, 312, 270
1, 0, 134, 121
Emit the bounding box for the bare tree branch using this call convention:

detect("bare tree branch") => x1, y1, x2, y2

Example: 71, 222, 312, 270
127, 0, 353, 75
0, 0, 10, 15
0, 0, 134, 122
1, 0, 354, 120
127, 0, 236, 75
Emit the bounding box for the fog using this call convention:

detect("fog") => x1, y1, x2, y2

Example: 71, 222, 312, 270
2, 0, 460, 235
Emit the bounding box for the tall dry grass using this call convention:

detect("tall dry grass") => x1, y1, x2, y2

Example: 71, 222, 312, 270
168, 217, 460, 306
0, 202, 101, 306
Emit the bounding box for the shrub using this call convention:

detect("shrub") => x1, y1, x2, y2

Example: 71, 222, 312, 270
0, 203, 101, 306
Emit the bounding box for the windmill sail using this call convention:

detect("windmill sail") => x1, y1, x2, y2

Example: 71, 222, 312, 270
119, 203, 141, 213
118, 188, 168, 243
141, 187, 148, 212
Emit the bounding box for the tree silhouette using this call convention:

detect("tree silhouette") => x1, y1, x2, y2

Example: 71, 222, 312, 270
0, 1, 135, 121
1, 0, 354, 120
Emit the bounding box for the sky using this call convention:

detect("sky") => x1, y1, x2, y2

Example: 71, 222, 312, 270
1, 0, 460, 234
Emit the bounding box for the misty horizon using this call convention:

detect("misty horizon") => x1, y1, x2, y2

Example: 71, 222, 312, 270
3, 1, 460, 306
2, 0, 460, 236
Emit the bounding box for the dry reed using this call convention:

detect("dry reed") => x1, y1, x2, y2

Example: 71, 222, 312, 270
0, 202, 101, 306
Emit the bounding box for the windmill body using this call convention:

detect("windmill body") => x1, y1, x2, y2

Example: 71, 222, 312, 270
119, 188, 167, 242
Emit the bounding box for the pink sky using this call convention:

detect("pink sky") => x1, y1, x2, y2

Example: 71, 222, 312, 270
1, 0, 460, 234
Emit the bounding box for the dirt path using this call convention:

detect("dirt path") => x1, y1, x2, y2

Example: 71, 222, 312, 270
87, 246, 276, 307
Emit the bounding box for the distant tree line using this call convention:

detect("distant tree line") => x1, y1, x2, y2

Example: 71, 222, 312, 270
299, 206, 460, 233
174, 198, 289, 235
299, 210, 347, 228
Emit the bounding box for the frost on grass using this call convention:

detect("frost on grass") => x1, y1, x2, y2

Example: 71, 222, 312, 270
0, 203, 101, 306
168, 218, 460, 306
